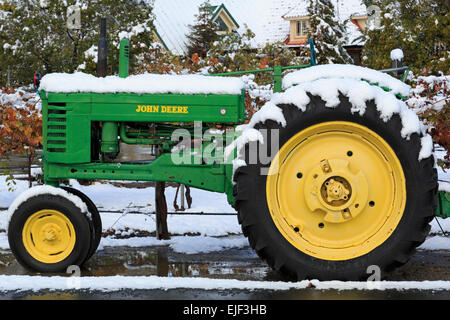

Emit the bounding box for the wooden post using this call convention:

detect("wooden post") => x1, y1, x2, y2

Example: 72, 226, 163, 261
155, 147, 170, 240
391, 52, 403, 79
180, 184, 185, 211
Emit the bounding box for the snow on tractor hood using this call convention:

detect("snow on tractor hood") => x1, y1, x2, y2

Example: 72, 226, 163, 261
39, 72, 245, 96
283, 64, 411, 98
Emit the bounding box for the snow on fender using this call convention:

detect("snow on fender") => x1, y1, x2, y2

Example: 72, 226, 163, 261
227, 76, 433, 178
6, 185, 90, 233
282, 64, 411, 97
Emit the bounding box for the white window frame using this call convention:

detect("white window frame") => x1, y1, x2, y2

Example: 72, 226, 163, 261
296, 20, 308, 36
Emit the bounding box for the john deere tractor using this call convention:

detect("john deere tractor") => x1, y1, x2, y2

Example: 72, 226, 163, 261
6, 33, 448, 280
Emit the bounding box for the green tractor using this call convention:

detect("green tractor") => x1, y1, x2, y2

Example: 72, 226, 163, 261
6, 35, 448, 280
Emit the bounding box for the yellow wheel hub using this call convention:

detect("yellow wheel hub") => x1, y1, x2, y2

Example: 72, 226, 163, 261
266, 121, 406, 261
22, 210, 76, 264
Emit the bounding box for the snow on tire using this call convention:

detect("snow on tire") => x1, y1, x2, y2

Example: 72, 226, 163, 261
233, 82, 438, 281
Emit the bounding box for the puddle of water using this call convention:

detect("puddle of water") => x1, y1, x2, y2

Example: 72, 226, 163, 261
0, 246, 273, 281
82, 246, 272, 280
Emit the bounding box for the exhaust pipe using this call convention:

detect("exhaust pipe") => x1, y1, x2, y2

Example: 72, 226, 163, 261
97, 18, 119, 160
97, 18, 108, 78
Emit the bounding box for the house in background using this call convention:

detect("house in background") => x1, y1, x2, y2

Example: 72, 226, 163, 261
280, 2, 368, 64
209, 4, 240, 35
152, 0, 367, 64
153, 0, 259, 56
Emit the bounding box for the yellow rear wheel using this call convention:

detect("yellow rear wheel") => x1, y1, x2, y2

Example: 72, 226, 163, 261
234, 94, 437, 280
266, 121, 406, 261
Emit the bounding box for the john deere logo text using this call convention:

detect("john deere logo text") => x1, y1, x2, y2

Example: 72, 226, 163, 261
136, 105, 189, 114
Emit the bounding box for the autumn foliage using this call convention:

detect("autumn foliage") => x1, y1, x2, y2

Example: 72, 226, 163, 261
0, 87, 42, 186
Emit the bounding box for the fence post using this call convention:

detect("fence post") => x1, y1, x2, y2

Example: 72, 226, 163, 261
391, 49, 403, 78
273, 65, 283, 93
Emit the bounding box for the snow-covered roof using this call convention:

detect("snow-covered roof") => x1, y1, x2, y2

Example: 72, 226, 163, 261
152, 0, 366, 55
153, 0, 271, 55
282, 3, 309, 19
266, 0, 366, 46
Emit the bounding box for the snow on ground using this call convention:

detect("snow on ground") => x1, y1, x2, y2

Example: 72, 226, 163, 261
99, 235, 248, 254
100, 212, 240, 236
419, 236, 450, 251
0, 177, 235, 214
0, 275, 448, 292
435, 146, 450, 192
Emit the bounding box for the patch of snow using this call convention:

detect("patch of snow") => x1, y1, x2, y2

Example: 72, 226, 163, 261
390, 48, 404, 61
5, 186, 88, 234
98, 235, 248, 254
99, 212, 241, 237
430, 218, 450, 235
418, 135, 434, 161
0, 275, 448, 292
169, 235, 248, 254
439, 182, 450, 193
283, 65, 411, 97
418, 236, 450, 251
39, 72, 245, 95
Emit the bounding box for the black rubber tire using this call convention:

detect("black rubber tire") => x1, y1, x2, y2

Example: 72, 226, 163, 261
8, 194, 92, 273
61, 186, 102, 261
234, 93, 438, 281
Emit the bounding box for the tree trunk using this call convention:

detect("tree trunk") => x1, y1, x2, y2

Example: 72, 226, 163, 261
27, 152, 33, 188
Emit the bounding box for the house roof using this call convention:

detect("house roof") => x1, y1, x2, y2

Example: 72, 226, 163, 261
152, 0, 366, 55
210, 3, 240, 29
153, 0, 269, 55
282, 3, 309, 19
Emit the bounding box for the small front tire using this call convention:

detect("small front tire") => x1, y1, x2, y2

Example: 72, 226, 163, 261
8, 194, 92, 273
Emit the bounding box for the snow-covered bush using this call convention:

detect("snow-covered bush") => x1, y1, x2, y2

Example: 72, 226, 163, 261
407, 75, 449, 167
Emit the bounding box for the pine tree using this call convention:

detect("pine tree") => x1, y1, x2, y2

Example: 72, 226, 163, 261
0, 0, 155, 85
304, 0, 353, 64
362, 0, 449, 75
186, 0, 220, 58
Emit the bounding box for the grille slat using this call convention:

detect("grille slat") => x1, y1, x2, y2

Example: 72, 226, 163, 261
47, 108, 67, 154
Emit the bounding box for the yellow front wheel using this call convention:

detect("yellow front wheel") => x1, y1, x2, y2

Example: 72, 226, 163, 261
8, 193, 92, 273
22, 209, 76, 264
234, 95, 437, 280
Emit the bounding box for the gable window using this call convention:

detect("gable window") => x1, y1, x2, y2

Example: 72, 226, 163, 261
215, 16, 228, 32
296, 20, 308, 36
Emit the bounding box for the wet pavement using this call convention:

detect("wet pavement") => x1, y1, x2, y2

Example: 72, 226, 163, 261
0, 244, 449, 300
